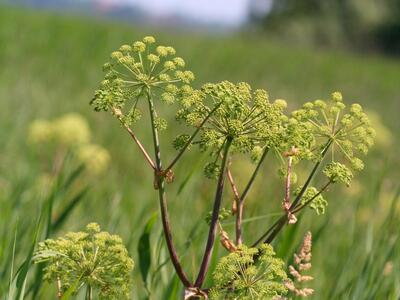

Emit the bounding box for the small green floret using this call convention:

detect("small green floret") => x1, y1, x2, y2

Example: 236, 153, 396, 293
323, 162, 353, 186
295, 186, 328, 215
34, 223, 134, 299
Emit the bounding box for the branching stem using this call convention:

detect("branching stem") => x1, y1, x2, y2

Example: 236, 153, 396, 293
147, 94, 191, 287
292, 181, 332, 214
112, 107, 156, 170
194, 137, 233, 287
236, 147, 269, 245
252, 140, 333, 246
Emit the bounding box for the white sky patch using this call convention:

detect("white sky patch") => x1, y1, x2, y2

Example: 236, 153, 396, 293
93, 0, 250, 26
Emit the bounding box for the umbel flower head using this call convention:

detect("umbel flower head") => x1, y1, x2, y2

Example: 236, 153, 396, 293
291, 92, 375, 172
210, 244, 288, 299
91, 36, 195, 128
34, 223, 134, 299
175, 81, 286, 177
294, 186, 328, 215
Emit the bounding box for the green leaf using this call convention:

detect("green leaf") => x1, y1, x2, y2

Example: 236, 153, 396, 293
6, 225, 18, 300
10, 212, 44, 300
164, 274, 180, 300
137, 212, 158, 287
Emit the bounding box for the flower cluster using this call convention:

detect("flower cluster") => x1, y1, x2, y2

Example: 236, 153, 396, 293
285, 231, 314, 298
295, 186, 328, 215
91, 36, 195, 128
291, 92, 375, 170
176, 81, 287, 177
34, 223, 134, 299
210, 244, 288, 299
28, 113, 110, 175
178, 81, 286, 152
323, 161, 353, 186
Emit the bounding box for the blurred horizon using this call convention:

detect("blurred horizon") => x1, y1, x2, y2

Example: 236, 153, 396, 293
5, 0, 400, 56
4, 0, 272, 29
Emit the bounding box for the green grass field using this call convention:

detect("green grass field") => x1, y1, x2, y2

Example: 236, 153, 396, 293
0, 6, 399, 299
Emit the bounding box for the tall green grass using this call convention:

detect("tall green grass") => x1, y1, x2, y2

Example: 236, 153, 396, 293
0, 6, 399, 299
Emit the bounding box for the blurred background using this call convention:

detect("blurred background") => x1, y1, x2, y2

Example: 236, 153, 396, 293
0, 0, 399, 299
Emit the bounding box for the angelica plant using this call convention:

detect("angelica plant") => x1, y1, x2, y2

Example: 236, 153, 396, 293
34, 223, 134, 299
90, 36, 375, 298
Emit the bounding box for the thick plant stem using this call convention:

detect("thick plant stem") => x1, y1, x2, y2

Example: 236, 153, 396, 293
85, 285, 92, 300
195, 138, 233, 288
147, 96, 191, 287
236, 148, 269, 245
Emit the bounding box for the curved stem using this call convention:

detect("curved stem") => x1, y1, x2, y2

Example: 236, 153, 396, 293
112, 107, 156, 170
147, 95, 191, 287
194, 137, 233, 287
236, 147, 269, 245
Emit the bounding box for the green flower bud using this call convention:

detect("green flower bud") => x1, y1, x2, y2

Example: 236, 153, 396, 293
204, 162, 220, 179
295, 186, 328, 215
143, 36, 156, 44
133, 41, 146, 52
111, 51, 123, 59
173, 134, 191, 150
332, 91, 343, 102
147, 54, 160, 64
154, 117, 167, 130
323, 162, 353, 186
351, 157, 364, 171
119, 44, 132, 53
161, 92, 175, 104
156, 46, 168, 57
164, 60, 176, 70
166, 46, 176, 55
173, 57, 185, 67
274, 99, 287, 109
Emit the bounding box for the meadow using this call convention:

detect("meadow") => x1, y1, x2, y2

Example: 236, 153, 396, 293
0, 6, 399, 299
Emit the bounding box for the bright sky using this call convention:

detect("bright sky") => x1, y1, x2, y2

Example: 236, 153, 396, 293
96, 0, 251, 26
